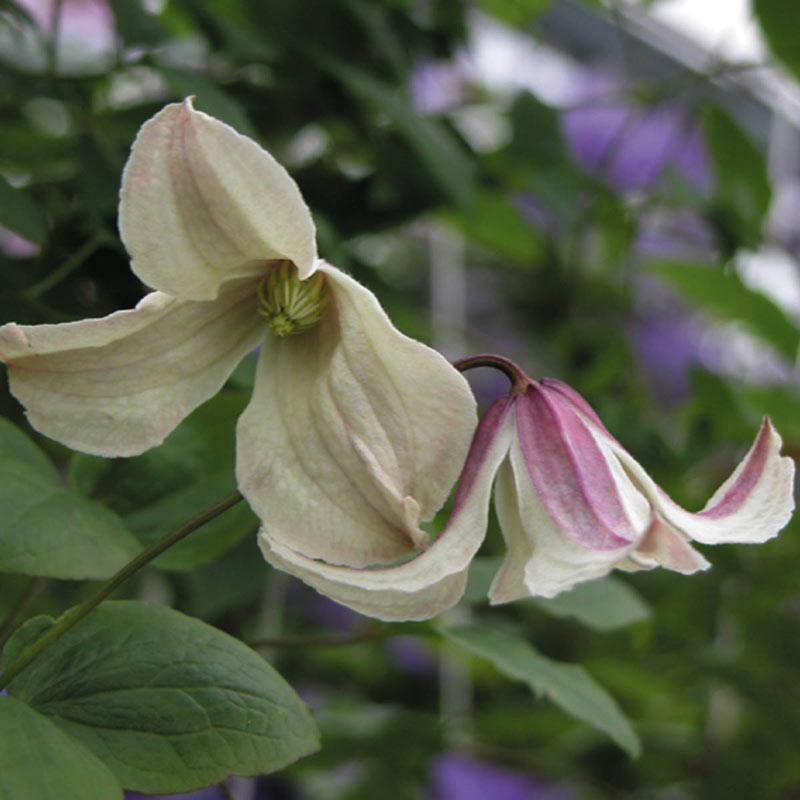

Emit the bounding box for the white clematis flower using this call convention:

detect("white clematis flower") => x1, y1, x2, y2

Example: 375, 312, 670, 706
0, 99, 479, 620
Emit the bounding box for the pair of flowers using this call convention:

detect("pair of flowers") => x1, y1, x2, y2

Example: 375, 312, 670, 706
0, 100, 793, 620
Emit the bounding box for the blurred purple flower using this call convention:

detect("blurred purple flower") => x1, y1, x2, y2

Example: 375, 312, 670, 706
0, 227, 40, 259
431, 753, 572, 800
631, 312, 701, 401
7, 0, 116, 75
562, 103, 710, 193
634, 210, 716, 260
411, 60, 466, 114
125, 788, 226, 800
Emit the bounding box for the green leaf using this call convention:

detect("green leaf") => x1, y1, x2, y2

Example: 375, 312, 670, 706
0, 173, 46, 246
753, 0, 800, 81
108, 0, 169, 45
476, 0, 552, 25
441, 190, 543, 263
125, 471, 258, 570
0, 421, 141, 579
90, 389, 249, 514
441, 624, 641, 756
508, 92, 569, 168
648, 260, 799, 361
533, 577, 650, 631
158, 66, 259, 138
0, 695, 122, 800
5, 601, 319, 794
704, 107, 770, 250
331, 62, 476, 208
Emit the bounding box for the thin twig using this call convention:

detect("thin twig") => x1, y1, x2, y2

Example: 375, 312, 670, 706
0, 491, 244, 690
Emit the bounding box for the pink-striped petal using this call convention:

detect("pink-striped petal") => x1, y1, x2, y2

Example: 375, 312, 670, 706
611, 418, 795, 546
515, 384, 645, 549
491, 431, 644, 600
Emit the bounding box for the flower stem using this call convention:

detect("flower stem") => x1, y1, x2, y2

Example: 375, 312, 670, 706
452, 354, 532, 394
25, 233, 107, 300
0, 490, 244, 691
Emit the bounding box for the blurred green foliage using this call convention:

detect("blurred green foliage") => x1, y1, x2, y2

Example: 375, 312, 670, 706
1, 1, 799, 798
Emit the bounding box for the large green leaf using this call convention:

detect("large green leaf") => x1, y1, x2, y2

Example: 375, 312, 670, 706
441, 624, 641, 756
5, 601, 319, 794
0, 695, 122, 800
533, 577, 650, 631
753, 0, 800, 81
0, 421, 140, 579
648, 260, 799, 361
0, 173, 46, 246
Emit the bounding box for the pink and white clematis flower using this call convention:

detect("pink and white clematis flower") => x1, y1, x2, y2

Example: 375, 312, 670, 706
480, 367, 795, 602
268, 356, 794, 618
0, 99, 479, 619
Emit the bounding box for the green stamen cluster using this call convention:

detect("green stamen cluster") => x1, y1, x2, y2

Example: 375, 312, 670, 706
257, 260, 329, 336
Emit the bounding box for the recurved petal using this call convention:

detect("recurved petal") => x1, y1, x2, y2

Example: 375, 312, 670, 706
257, 398, 516, 620
0, 280, 265, 456
612, 418, 795, 546
626, 515, 711, 573
236, 261, 477, 569
119, 99, 317, 301
492, 432, 644, 600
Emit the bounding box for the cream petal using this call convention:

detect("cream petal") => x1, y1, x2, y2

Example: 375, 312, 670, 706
119, 99, 317, 300
496, 434, 642, 600
236, 261, 477, 568
0, 281, 265, 456
487, 457, 535, 603
612, 418, 795, 546
257, 398, 515, 620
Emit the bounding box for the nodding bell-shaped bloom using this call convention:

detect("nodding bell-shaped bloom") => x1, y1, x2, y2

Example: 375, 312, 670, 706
0, 99, 478, 619
463, 359, 795, 602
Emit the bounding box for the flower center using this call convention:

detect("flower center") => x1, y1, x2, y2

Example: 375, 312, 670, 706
257, 260, 329, 336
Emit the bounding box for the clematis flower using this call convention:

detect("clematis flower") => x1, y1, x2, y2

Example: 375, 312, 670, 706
461, 356, 795, 602
268, 355, 794, 618
0, 99, 478, 619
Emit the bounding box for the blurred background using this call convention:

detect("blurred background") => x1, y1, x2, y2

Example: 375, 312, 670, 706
1, 0, 800, 798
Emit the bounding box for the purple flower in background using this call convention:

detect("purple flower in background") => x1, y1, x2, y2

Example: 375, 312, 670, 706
126, 788, 226, 800
562, 103, 710, 192
631, 312, 701, 401
432, 753, 572, 800
411, 59, 466, 114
